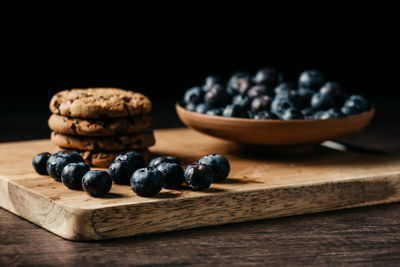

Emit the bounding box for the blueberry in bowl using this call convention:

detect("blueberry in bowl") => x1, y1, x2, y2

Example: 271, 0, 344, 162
252, 67, 280, 87
297, 88, 314, 108
180, 67, 371, 122
183, 87, 204, 106
310, 92, 336, 111
280, 107, 304, 120
195, 103, 210, 114
203, 75, 222, 92
320, 82, 344, 103
184, 102, 197, 112
343, 95, 369, 112
251, 95, 273, 112
206, 108, 223, 116
247, 85, 272, 99
270, 95, 297, 115
298, 70, 325, 90
274, 82, 295, 95
227, 72, 252, 96
251, 111, 279, 120
176, 67, 374, 145
204, 84, 231, 107
320, 108, 345, 119
232, 94, 252, 109
223, 104, 248, 118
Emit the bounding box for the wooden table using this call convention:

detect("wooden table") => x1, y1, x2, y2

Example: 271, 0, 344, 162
1, 102, 400, 266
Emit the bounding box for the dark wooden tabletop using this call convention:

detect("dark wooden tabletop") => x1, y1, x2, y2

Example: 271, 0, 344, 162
1, 99, 400, 266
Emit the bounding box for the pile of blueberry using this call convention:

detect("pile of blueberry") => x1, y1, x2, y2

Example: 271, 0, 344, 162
182, 68, 370, 120
32, 151, 112, 197
32, 150, 230, 198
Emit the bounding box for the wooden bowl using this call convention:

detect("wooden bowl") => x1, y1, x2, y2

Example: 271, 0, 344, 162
175, 103, 375, 145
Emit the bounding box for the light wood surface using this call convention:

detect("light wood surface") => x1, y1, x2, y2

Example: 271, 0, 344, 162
0, 128, 399, 240
176, 103, 375, 145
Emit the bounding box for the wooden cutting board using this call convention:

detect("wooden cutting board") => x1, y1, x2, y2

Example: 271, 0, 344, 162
0, 128, 399, 241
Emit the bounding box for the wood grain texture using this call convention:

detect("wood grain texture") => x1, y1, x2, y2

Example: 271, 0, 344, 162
0, 128, 400, 240
1, 203, 400, 266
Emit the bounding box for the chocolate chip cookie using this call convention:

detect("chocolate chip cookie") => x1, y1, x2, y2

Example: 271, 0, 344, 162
48, 114, 152, 136
51, 130, 155, 151
49, 88, 152, 119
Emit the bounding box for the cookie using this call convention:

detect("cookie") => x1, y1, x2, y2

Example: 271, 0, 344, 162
77, 149, 151, 168
49, 88, 152, 119
51, 130, 155, 151
48, 114, 152, 136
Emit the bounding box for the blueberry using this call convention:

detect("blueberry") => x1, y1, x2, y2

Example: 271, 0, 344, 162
320, 82, 344, 103
312, 111, 326, 119
156, 162, 184, 189
297, 88, 314, 108
247, 85, 272, 99
32, 152, 51, 175
341, 106, 361, 116
110, 151, 145, 184
281, 108, 304, 120
109, 161, 137, 185
232, 94, 251, 109
130, 167, 164, 197
184, 163, 213, 190
222, 104, 248, 118
252, 111, 279, 120
270, 96, 295, 115
251, 95, 272, 112
276, 89, 299, 99
198, 154, 230, 182
60, 150, 83, 162
46, 151, 84, 181
298, 70, 325, 90
61, 162, 90, 190
195, 103, 210, 114
184, 102, 196, 111
252, 67, 280, 87
247, 110, 256, 118
82, 170, 112, 197
206, 108, 223, 116
343, 95, 369, 112
115, 151, 145, 168
310, 92, 336, 111
204, 84, 230, 107
203, 75, 222, 92
184, 87, 204, 105
227, 72, 252, 95
319, 108, 345, 119
301, 107, 315, 117
274, 82, 295, 95
149, 156, 179, 168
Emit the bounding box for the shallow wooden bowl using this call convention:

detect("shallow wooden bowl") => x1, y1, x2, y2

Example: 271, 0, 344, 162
176, 103, 375, 145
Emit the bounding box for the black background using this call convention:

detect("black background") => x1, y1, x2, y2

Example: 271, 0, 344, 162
1, 4, 398, 141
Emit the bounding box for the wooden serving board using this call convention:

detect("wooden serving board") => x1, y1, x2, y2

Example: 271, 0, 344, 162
0, 128, 400, 241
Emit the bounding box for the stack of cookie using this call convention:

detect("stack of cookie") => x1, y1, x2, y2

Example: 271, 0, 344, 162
48, 88, 155, 167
